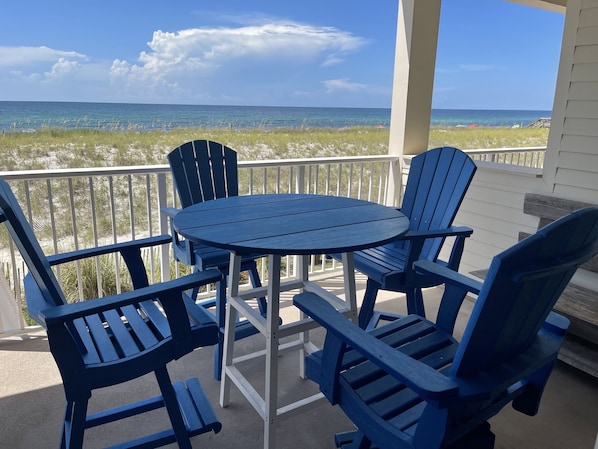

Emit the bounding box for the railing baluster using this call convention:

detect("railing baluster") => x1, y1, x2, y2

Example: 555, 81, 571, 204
262, 167, 267, 194
66, 178, 83, 301
107, 177, 122, 294
368, 162, 374, 202
127, 175, 135, 240
88, 177, 103, 298
145, 174, 156, 284
347, 163, 354, 198
157, 172, 170, 282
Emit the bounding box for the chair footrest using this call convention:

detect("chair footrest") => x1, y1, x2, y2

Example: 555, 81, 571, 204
95, 378, 221, 449
174, 377, 222, 437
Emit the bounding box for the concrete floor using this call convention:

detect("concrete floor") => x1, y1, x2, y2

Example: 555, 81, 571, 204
1, 274, 597, 449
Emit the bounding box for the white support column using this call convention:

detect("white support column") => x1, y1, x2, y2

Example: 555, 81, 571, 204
387, 0, 442, 205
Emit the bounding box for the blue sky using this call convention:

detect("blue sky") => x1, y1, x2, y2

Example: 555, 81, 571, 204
0, 1, 564, 110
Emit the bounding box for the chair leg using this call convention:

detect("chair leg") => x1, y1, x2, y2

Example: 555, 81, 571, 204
334, 430, 373, 449
449, 422, 495, 449
358, 279, 381, 329
61, 398, 87, 449
213, 277, 228, 380
154, 366, 193, 449
247, 262, 267, 316
406, 287, 426, 317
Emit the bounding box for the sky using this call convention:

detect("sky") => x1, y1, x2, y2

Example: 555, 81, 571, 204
0, 1, 565, 110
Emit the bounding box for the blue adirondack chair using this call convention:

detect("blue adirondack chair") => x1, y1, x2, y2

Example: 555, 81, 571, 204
330, 146, 476, 328
295, 206, 598, 449
0, 178, 223, 449
163, 140, 267, 379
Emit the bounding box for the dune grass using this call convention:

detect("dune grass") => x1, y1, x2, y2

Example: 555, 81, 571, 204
0, 126, 549, 171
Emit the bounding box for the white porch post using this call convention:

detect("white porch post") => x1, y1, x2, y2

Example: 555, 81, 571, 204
387, 0, 442, 206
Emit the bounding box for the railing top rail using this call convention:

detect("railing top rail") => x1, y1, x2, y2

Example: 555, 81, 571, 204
0, 155, 399, 181
0, 147, 546, 182
0, 165, 172, 181
463, 146, 546, 155
238, 154, 398, 168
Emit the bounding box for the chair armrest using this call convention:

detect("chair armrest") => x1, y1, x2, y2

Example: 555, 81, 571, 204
161, 206, 180, 219
47, 235, 172, 266
413, 260, 482, 334
399, 226, 474, 288
47, 234, 173, 290
39, 269, 222, 327
401, 226, 473, 241
413, 260, 482, 296
293, 292, 459, 401
160, 207, 196, 266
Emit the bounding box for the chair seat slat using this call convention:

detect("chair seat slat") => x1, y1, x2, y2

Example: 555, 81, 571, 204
120, 304, 161, 349
342, 321, 455, 386
102, 309, 140, 357
73, 317, 102, 365
84, 313, 119, 362
139, 300, 171, 339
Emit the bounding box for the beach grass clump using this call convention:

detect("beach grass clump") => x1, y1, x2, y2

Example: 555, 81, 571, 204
428, 126, 548, 150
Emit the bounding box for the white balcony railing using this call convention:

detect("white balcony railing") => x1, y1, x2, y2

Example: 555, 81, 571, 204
0, 154, 397, 330
466, 146, 545, 170
0, 147, 545, 333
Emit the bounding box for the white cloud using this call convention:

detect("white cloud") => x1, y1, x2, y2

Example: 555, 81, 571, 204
323, 78, 368, 93
0, 46, 86, 67
45, 58, 81, 78
110, 22, 368, 97
1, 20, 375, 105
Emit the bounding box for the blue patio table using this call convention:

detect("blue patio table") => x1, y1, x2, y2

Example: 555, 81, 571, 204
173, 193, 409, 449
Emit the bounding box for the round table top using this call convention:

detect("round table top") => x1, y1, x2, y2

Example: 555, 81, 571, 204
173, 194, 409, 255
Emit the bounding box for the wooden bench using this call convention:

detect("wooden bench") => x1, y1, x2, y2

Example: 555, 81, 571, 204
522, 193, 598, 377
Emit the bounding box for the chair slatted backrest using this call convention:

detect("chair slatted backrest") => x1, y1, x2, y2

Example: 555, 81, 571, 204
0, 179, 67, 322
452, 207, 598, 376
168, 140, 239, 208
399, 146, 477, 260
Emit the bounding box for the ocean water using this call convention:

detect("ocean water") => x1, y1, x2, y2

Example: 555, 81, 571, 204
0, 101, 551, 132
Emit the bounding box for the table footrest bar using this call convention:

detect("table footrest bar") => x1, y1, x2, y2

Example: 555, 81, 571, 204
224, 365, 267, 419
231, 338, 315, 367
230, 295, 267, 333
276, 392, 326, 421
